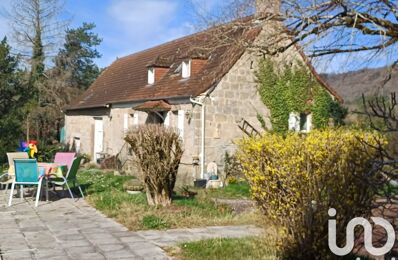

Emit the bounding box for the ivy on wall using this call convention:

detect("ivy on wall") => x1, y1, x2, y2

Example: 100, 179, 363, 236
256, 58, 347, 134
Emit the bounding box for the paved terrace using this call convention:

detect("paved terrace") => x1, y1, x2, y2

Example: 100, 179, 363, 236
0, 190, 263, 260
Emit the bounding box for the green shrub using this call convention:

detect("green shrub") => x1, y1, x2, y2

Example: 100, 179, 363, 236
237, 129, 384, 259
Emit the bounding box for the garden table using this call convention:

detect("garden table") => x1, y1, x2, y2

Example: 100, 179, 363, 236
37, 162, 67, 201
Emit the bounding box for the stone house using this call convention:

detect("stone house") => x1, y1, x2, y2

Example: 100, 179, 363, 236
64, 3, 342, 183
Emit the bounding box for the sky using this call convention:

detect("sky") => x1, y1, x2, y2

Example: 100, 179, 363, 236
0, 0, 225, 68
0, 0, 394, 74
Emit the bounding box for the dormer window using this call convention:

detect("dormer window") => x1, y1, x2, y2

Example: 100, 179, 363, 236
148, 67, 155, 84
182, 60, 191, 78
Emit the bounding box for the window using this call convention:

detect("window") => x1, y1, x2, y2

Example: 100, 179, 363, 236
181, 60, 191, 78
146, 112, 165, 124
288, 112, 312, 132
148, 67, 155, 84
300, 113, 312, 133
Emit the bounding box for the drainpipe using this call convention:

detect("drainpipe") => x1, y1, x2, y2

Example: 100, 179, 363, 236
190, 96, 205, 179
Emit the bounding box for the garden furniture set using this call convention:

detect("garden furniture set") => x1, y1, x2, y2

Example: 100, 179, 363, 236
0, 152, 84, 207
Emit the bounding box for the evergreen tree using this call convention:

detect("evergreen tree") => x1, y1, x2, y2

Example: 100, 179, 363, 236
55, 22, 102, 90
0, 37, 28, 163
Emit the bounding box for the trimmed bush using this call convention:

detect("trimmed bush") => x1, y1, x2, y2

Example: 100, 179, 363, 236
125, 124, 183, 207
237, 129, 384, 258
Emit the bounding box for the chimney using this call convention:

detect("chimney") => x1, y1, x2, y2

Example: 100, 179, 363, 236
256, 0, 280, 16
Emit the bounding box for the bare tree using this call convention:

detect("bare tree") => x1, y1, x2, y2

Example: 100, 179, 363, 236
7, 0, 70, 142
10, 0, 68, 76
191, 0, 398, 74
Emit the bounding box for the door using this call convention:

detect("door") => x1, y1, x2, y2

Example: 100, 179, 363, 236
94, 118, 104, 162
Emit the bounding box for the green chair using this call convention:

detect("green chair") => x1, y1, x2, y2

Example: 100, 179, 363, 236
49, 157, 84, 199
8, 159, 44, 207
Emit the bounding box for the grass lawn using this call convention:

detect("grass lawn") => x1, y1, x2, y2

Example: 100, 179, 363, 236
201, 181, 251, 199
167, 237, 278, 260
77, 169, 262, 231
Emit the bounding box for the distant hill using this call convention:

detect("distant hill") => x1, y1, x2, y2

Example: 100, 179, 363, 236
321, 67, 398, 105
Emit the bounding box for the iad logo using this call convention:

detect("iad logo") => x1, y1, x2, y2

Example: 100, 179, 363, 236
328, 208, 395, 257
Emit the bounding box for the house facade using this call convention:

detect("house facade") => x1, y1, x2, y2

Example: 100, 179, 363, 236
64, 5, 342, 183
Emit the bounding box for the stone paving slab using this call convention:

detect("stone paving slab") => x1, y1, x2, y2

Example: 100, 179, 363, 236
0, 190, 263, 260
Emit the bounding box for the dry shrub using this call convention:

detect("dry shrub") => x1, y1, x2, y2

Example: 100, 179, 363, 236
237, 129, 385, 259
125, 124, 183, 207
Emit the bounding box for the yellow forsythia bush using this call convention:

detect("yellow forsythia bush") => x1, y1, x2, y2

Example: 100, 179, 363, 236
237, 129, 385, 259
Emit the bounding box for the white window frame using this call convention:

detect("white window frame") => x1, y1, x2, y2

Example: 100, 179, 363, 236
148, 67, 155, 84
181, 60, 191, 78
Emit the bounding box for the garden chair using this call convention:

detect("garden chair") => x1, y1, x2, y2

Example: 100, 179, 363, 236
54, 152, 76, 171
0, 152, 29, 194
8, 159, 43, 207
49, 157, 84, 199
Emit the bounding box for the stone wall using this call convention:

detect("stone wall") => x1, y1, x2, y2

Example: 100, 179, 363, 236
64, 108, 109, 157
189, 51, 271, 178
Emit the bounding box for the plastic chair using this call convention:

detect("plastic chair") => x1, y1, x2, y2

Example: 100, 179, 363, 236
54, 152, 76, 171
0, 152, 29, 193
49, 157, 84, 199
8, 159, 43, 207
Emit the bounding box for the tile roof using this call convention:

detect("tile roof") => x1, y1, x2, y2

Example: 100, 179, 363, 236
66, 16, 342, 111
67, 17, 260, 111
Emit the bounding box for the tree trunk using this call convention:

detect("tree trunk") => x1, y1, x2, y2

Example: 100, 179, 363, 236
154, 190, 172, 207
145, 183, 155, 206
145, 184, 172, 207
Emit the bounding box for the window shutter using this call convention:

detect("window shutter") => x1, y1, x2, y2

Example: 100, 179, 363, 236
305, 113, 312, 132
177, 110, 184, 140
288, 112, 300, 132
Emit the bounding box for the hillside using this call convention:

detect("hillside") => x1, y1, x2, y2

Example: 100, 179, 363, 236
322, 67, 398, 105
